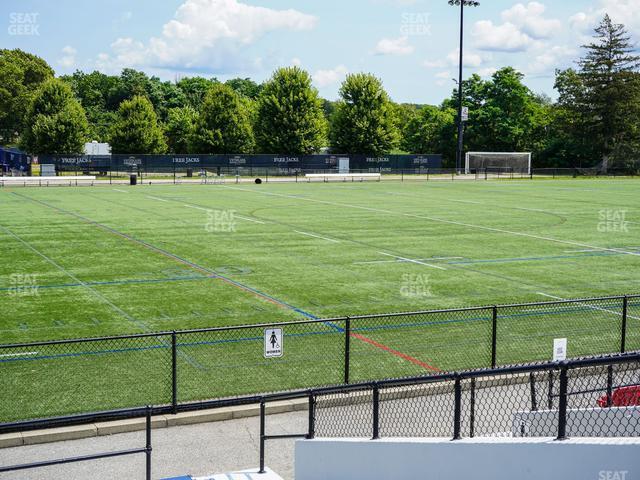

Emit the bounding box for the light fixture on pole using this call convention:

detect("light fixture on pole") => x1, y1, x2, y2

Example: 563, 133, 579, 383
448, 0, 480, 174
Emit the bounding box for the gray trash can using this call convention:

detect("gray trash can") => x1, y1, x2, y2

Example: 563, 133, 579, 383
130, 174, 137, 186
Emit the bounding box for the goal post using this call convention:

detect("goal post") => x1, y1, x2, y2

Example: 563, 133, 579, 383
465, 152, 532, 175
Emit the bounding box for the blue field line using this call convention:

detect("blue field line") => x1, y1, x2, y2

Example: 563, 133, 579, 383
0, 324, 344, 364
0, 275, 216, 292
1, 302, 624, 365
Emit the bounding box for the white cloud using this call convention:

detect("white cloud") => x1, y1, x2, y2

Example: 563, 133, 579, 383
570, 0, 640, 36
58, 46, 77, 68
291, 57, 302, 67
472, 20, 537, 52
98, 0, 316, 73
501, 2, 561, 39
528, 45, 577, 75
313, 65, 348, 88
423, 59, 446, 68
434, 70, 453, 86
471, 2, 560, 53
445, 49, 489, 68
373, 36, 414, 56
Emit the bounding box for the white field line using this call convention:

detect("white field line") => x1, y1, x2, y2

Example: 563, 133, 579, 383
563, 249, 602, 253
536, 292, 640, 321
112, 189, 128, 193
0, 351, 38, 358
294, 231, 340, 243
353, 256, 463, 265
184, 204, 210, 212
223, 186, 640, 258
146, 196, 169, 203
449, 199, 483, 205
379, 252, 447, 270
235, 215, 266, 224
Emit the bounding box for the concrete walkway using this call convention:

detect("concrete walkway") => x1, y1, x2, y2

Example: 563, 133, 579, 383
0, 411, 307, 480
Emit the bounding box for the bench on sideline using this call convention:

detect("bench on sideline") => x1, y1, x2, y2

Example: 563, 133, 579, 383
0, 176, 96, 186
304, 173, 381, 182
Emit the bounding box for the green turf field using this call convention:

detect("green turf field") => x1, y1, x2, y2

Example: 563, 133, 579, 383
0, 178, 639, 420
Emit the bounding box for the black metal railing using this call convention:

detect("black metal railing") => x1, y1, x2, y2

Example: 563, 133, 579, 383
1, 352, 638, 478
1, 294, 638, 424
0, 406, 153, 479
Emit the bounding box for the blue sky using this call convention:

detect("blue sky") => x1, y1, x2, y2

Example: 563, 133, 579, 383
3, 0, 639, 104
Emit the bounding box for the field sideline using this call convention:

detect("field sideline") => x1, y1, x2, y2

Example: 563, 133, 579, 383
1, 178, 638, 345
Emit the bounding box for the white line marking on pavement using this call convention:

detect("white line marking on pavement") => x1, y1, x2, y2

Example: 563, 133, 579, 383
379, 252, 447, 270
294, 231, 339, 243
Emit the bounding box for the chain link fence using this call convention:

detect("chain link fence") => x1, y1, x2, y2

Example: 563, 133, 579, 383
1, 294, 638, 423
313, 354, 640, 440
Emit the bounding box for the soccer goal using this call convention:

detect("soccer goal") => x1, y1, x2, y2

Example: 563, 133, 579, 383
465, 152, 532, 175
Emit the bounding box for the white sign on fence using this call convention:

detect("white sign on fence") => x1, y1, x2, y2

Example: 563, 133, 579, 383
264, 328, 283, 358
553, 338, 567, 361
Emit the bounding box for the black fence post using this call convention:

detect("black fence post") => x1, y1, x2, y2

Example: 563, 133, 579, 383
259, 400, 266, 473
171, 332, 178, 414
372, 383, 380, 440
453, 375, 462, 440
529, 373, 538, 412
556, 366, 568, 441
548, 370, 554, 410
469, 378, 476, 438
307, 392, 315, 439
491, 306, 498, 368
344, 317, 351, 384
145, 406, 152, 480
606, 365, 614, 408
621, 296, 628, 353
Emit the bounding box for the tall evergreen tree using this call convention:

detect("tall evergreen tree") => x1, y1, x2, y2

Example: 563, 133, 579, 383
19, 78, 89, 154
578, 15, 640, 170
255, 67, 326, 154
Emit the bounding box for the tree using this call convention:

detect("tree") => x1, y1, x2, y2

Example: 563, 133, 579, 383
578, 15, 640, 170
19, 79, 89, 154
0, 49, 54, 144
109, 95, 166, 154
165, 106, 198, 153
177, 77, 219, 109
190, 83, 254, 154
225, 78, 262, 99
403, 105, 456, 161
330, 73, 399, 155
255, 67, 326, 154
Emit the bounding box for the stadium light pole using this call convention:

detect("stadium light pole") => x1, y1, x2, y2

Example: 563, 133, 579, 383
448, 0, 480, 174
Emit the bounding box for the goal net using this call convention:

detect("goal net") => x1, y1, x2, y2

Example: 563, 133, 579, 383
465, 152, 531, 175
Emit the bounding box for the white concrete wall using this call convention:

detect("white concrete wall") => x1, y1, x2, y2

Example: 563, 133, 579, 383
295, 437, 640, 480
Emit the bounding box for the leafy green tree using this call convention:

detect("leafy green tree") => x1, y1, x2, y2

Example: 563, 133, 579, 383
403, 105, 456, 161
165, 106, 198, 153
19, 78, 89, 154
0, 49, 54, 144
110, 95, 166, 154
225, 78, 262, 99
330, 73, 399, 155
578, 15, 640, 170
190, 83, 254, 154
177, 77, 219, 109
255, 67, 326, 154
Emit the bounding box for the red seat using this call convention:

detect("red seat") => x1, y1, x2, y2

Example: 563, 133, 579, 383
598, 385, 640, 407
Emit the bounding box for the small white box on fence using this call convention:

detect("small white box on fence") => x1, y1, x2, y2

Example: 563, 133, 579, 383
264, 328, 283, 358
553, 338, 567, 361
